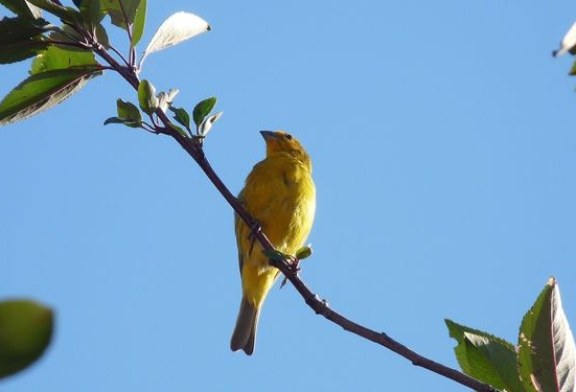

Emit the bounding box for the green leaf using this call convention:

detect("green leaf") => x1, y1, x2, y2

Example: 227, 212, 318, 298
100, 0, 146, 45
296, 245, 313, 260
116, 99, 141, 122
0, 45, 102, 124
79, 0, 105, 27
0, 16, 51, 64
0, 39, 49, 64
169, 106, 190, 130
0, 0, 42, 18
518, 278, 576, 392
137, 79, 158, 115
46, 25, 85, 51
570, 61, 576, 76
0, 16, 49, 44
103, 116, 124, 125
192, 96, 217, 127
31, 45, 98, 74
131, 0, 146, 46
0, 67, 101, 125
446, 319, 524, 392
94, 21, 110, 49
26, 0, 81, 25
0, 299, 54, 379
103, 116, 142, 128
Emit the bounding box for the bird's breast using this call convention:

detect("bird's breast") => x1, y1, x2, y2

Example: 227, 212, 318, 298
241, 158, 315, 253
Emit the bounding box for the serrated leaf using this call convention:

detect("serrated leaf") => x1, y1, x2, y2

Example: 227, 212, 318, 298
0, 299, 54, 379
0, 45, 101, 125
446, 319, 524, 392
518, 278, 576, 392
0, 67, 101, 125
0, 0, 42, 18
169, 106, 190, 130
192, 96, 217, 127
137, 79, 158, 115
141, 12, 209, 63
116, 99, 141, 122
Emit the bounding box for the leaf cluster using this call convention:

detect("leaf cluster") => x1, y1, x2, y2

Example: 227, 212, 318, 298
447, 278, 575, 392
0, 0, 218, 138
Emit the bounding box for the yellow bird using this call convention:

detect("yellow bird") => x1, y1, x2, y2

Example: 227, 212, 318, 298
230, 130, 316, 355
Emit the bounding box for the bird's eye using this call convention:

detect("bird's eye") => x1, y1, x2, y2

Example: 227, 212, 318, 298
285, 134, 293, 140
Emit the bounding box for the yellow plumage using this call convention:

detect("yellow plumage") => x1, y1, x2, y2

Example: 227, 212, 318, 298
230, 130, 316, 355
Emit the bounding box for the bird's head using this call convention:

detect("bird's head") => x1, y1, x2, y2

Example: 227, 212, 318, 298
260, 130, 309, 160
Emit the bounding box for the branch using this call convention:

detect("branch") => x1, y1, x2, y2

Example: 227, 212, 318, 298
94, 39, 499, 392
174, 134, 499, 392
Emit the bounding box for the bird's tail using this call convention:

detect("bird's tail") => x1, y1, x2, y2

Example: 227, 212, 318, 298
230, 296, 259, 355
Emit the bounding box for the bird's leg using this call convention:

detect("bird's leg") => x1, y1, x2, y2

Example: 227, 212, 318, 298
287, 255, 301, 273
246, 219, 262, 255
279, 255, 301, 289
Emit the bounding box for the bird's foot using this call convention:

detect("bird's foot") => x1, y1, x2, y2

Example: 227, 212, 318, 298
246, 219, 262, 254
279, 255, 301, 289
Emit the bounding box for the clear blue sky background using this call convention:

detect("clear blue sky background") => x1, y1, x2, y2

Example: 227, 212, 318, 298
1, 1, 575, 391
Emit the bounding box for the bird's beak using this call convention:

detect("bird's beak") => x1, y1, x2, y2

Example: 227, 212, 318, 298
260, 130, 278, 141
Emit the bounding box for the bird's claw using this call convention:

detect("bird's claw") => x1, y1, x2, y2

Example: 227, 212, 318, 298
247, 220, 262, 254
279, 256, 301, 289
287, 255, 301, 273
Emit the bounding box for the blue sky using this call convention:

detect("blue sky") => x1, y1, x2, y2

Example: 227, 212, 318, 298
1, 1, 575, 391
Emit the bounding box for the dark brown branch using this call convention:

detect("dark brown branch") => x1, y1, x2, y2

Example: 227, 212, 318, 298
166, 131, 499, 392
93, 39, 499, 392
273, 263, 498, 391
